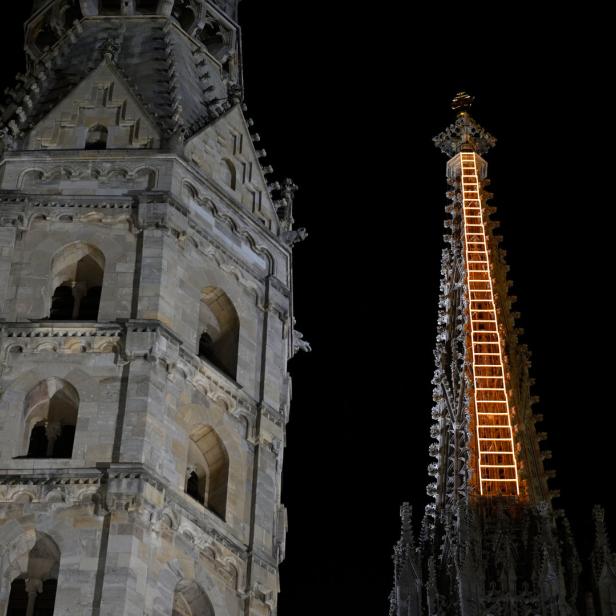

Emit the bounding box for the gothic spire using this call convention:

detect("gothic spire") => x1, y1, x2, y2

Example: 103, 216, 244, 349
389, 95, 590, 614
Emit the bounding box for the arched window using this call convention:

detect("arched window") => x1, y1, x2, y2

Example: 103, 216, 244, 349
60, 1, 84, 28
197, 287, 239, 380
85, 124, 109, 150
49, 243, 105, 320
172, 579, 215, 616
6, 534, 59, 616
33, 20, 59, 53
21, 379, 79, 460
200, 20, 228, 61
172, 0, 196, 32
185, 425, 229, 520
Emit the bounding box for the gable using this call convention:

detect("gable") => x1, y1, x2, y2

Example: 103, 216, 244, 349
26, 59, 161, 151
184, 106, 280, 234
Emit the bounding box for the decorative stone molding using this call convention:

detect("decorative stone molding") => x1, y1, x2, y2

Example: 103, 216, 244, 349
18, 164, 158, 191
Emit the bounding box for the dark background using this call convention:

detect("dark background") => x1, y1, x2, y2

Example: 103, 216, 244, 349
2, 4, 614, 615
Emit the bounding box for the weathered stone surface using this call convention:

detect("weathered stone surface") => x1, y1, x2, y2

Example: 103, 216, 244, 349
0, 2, 296, 615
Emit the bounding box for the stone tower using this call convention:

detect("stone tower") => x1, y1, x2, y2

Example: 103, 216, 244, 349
390, 95, 616, 615
0, 2, 304, 615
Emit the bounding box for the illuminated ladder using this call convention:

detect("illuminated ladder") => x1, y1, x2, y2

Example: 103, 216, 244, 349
460, 152, 520, 497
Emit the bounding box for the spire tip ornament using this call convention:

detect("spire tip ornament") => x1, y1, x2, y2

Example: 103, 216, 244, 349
451, 91, 475, 115
433, 93, 496, 157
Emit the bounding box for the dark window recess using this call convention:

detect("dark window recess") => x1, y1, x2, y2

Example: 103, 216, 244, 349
34, 22, 59, 52
63, 2, 83, 28
7, 578, 58, 616
201, 22, 227, 60
78, 286, 102, 320
198, 331, 236, 379
173, 2, 196, 31
26, 423, 76, 459
6, 579, 28, 616
85, 125, 108, 150
99, 0, 122, 14
186, 471, 204, 504
50, 285, 74, 320
53, 425, 76, 458
198, 333, 222, 371
136, 0, 159, 13
34, 580, 58, 616
27, 423, 49, 458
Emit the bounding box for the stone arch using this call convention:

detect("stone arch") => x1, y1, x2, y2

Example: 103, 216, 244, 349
2, 531, 60, 616
172, 0, 198, 33
19, 378, 80, 459
197, 286, 239, 380
220, 158, 237, 190
49, 242, 105, 320
134, 166, 158, 190
182, 180, 200, 201
200, 18, 229, 62
32, 17, 60, 53
186, 425, 229, 520
58, 0, 84, 29
19, 168, 45, 190
85, 124, 109, 150
172, 579, 215, 616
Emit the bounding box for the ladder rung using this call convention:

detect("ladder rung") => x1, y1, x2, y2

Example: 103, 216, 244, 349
481, 464, 516, 468
480, 478, 518, 482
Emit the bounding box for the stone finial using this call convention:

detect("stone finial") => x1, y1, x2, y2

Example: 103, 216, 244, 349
275, 178, 298, 233
433, 94, 496, 157
593, 505, 610, 553
400, 502, 415, 549
102, 38, 121, 63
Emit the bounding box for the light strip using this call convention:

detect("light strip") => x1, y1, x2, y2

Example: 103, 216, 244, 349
460, 152, 520, 497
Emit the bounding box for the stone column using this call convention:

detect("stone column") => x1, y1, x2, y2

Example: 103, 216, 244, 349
72, 282, 88, 319
24, 578, 42, 616
45, 421, 62, 457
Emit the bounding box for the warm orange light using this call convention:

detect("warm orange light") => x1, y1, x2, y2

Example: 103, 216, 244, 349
460, 152, 520, 497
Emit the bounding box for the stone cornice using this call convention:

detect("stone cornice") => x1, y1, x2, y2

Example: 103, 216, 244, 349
0, 463, 267, 588
0, 150, 291, 261
0, 320, 259, 419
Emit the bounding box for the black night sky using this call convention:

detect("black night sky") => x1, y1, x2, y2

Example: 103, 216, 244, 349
1, 4, 614, 615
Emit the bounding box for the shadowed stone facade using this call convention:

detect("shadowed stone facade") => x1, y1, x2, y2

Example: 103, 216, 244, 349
0, 2, 304, 614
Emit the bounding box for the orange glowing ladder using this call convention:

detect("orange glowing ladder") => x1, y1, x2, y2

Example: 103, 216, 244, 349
460, 152, 520, 497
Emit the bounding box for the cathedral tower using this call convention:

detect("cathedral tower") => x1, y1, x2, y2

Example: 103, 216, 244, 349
390, 95, 616, 615
0, 2, 303, 615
